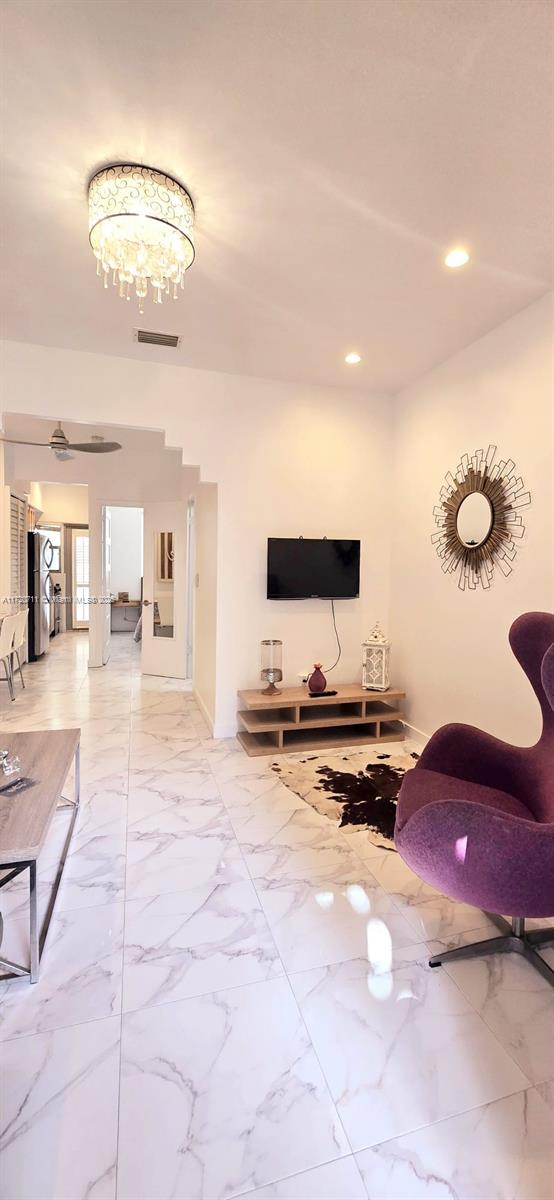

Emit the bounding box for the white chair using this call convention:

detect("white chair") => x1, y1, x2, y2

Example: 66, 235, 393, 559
0, 613, 18, 702
11, 608, 28, 689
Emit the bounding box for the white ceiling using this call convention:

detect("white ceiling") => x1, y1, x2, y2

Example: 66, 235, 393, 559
1, 0, 552, 392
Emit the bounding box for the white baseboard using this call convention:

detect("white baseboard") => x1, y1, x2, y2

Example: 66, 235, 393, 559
403, 721, 429, 748
194, 690, 215, 737
213, 720, 238, 740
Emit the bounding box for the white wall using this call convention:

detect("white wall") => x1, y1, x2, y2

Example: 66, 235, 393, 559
193, 483, 218, 729
1, 341, 391, 734
28, 480, 89, 525
108, 506, 143, 600
214, 395, 391, 733
390, 293, 554, 746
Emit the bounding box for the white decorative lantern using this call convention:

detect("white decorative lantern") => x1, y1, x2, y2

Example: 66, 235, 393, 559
362, 622, 391, 691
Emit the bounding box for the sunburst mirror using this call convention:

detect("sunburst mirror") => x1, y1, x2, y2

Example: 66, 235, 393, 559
432, 445, 531, 591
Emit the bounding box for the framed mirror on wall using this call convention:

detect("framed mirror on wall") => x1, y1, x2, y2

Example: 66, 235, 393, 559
141, 500, 187, 680
154, 531, 175, 637
432, 445, 531, 591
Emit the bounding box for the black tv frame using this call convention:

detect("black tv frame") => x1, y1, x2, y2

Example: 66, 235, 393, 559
266, 537, 360, 601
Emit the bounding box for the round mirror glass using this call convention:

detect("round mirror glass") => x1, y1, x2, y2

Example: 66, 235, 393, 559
456, 492, 493, 548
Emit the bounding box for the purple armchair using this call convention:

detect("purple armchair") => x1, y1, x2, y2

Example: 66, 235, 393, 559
395, 612, 554, 984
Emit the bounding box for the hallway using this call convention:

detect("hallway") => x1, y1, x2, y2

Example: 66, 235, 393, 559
0, 635, 553, 1200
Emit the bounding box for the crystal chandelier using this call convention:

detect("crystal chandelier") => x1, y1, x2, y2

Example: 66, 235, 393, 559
88, 164, 195, 312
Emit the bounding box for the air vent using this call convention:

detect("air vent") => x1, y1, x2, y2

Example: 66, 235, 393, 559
136, 329, 180, 348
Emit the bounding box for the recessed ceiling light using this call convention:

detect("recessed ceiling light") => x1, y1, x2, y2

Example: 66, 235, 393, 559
444, 247, 470, 269
344, 352, 361, 364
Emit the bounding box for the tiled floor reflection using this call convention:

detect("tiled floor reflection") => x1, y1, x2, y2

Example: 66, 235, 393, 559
1, 633, 552, 1200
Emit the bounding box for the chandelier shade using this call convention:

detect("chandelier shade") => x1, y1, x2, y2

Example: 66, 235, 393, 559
88, 164, 194, 311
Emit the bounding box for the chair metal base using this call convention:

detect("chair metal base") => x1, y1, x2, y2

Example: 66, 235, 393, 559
14, 648, 25, 689
429, 915, 554, 987
1, 654, 15, 701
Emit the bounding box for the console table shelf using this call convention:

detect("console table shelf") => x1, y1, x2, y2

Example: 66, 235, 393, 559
237, 684, 405, 756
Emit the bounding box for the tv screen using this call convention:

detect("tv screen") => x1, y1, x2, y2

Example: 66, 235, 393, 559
267, 538, 360, 600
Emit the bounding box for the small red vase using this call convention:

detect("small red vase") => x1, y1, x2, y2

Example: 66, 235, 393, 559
308, 663, 327, 693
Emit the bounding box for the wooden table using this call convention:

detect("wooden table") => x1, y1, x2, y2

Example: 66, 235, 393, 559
110, 599, 141, 632
0, 728, 80, 983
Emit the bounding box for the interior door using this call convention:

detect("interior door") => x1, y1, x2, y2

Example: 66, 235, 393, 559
141, 500, 187, 678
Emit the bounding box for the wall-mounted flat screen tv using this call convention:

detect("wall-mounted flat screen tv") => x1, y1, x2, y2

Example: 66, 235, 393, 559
267, 538, 360, 600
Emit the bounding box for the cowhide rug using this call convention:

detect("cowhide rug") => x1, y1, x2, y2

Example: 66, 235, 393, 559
271, 747, 419, 850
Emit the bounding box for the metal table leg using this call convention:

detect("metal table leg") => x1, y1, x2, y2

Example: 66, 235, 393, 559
0, 738, 81, 984
29, 860, 39, 983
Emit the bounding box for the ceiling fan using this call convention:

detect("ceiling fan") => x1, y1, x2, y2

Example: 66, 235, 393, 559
0, 423, 122, 461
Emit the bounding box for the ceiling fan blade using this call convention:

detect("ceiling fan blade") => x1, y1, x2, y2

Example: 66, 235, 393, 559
66, 441, 122, 453
0, 437, 50, 447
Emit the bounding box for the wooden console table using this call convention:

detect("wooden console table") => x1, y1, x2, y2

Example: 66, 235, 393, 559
110, 599, 141, 632
0, 728, 80, 983
237, 683, 405, 756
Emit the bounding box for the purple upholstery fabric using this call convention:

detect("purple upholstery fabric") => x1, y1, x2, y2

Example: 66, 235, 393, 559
395, 612, 554, 918
542, 642, 554, 712
396, 767, 533, 829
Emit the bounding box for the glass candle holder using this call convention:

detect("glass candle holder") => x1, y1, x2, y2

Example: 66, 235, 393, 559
261, 639, 283, 695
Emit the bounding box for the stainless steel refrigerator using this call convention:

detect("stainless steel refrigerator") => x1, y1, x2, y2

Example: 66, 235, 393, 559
27, 530, 53, 660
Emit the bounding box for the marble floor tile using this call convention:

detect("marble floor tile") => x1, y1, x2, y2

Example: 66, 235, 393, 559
3, 631, 549, 1200
15, 802, 128, 913
129, 733, 208, 770
127, 763, 221, 813
355, 1085, 554, 1200
0, 1016, 120, 1200
209, 747, 281, 784
256, 864, 421, 973
126, 796, 229, 840
343, 830, 397, 861
231, 801, 331, 839
218, 772, 303, 817
75, 790, 128, 838
123, 879, 282, 1012
76, 715, 131, 743
68, 763, 129, 807
54, 826, 127, 911
234, 1156, 367, 1199
433, 948, 554, 1084
130, 709, 201, 735
238, 806, 363, 882
538, 941, 554, 969
131, 676, 192, 692
0, 902, 123, 1041
117, 976, 349, 1200
130, 692, 193, 716
290, 957, 529, 1149
125, 821, 249, 899
536, 1079, 554, 1109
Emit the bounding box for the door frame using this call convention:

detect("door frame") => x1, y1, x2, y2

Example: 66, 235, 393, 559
185, 496, 196, 680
